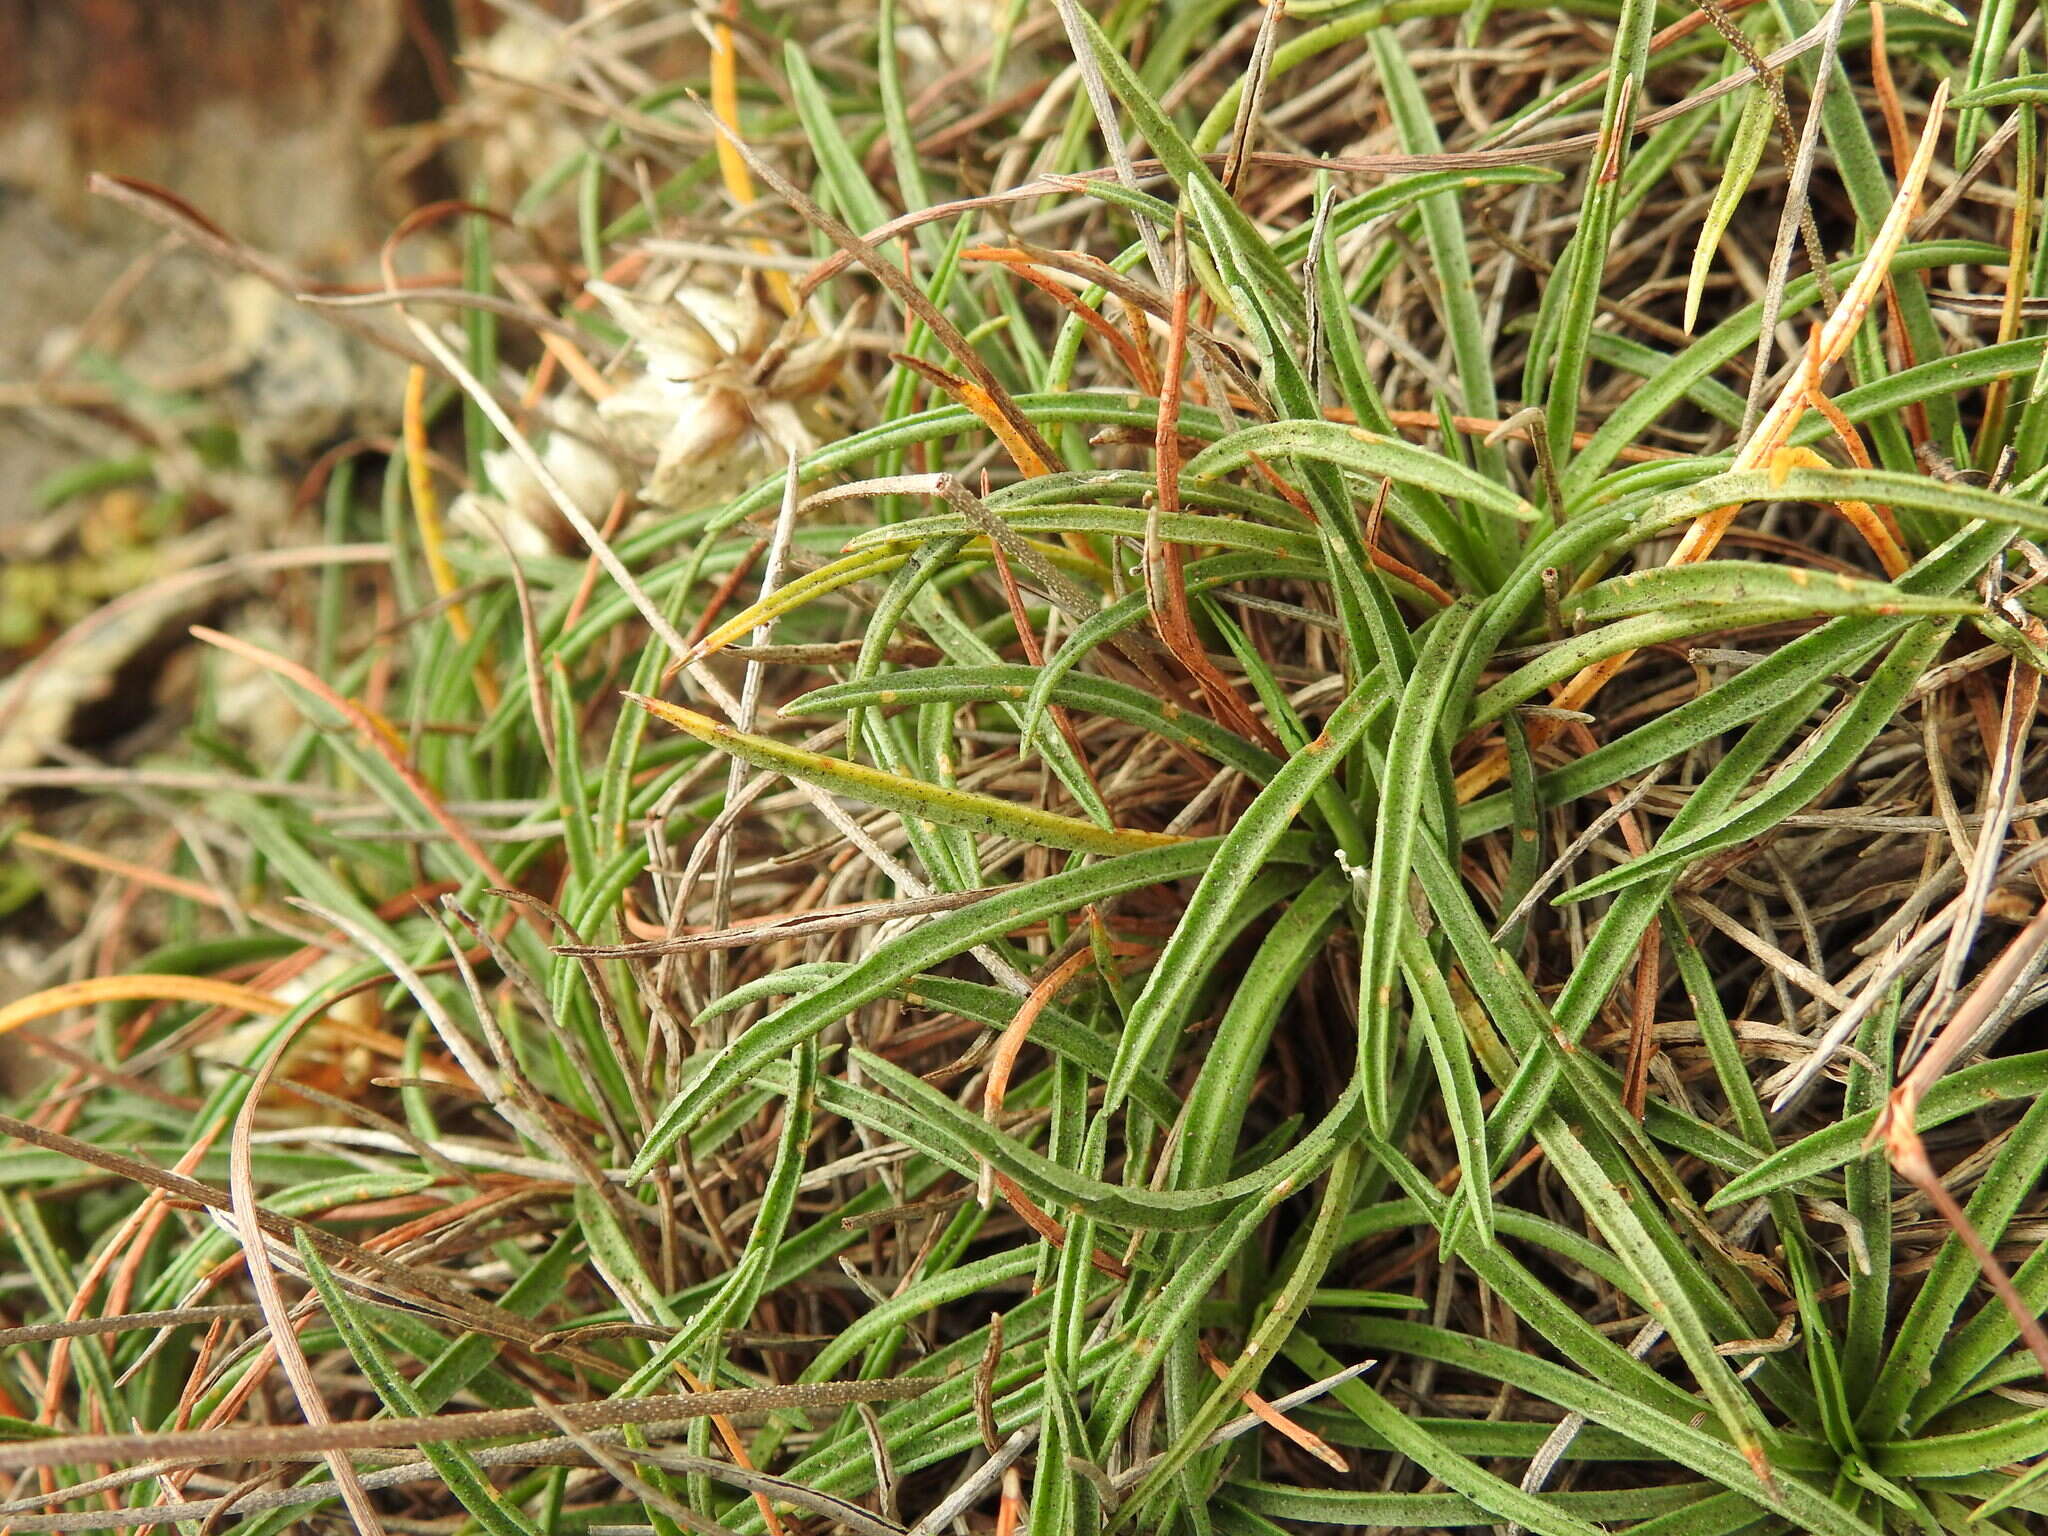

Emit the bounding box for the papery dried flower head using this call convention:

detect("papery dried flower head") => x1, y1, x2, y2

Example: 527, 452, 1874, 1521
588, 275, 853, 508
450, 401, 625, 560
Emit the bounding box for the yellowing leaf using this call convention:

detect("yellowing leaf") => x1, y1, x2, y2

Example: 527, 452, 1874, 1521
0, 976, 291, 1038
628, 692, 1183, 856
689, 547, 909, 661
1685, 91, 1773, 336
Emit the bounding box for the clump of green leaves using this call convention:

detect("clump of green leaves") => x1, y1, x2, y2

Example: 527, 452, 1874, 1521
6, 1, 2048, 1533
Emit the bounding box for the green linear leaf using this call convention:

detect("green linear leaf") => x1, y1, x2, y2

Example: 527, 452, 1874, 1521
626, 835, 1311, 1179
1707, 1052, 2048, 1207
1685, 91, 1774, 336
296, 1232, 543, 1536
628, 694, 1182, 856
1565, 561, 1978, 625
1187, 419, 1537, 529
1557, 621, 1953, 902
1359, 602, 1482, 1133
1098, 671, 1391, 1120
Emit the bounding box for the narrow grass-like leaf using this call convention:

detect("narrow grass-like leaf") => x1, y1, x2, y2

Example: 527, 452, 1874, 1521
1707, 1052, 2048, 1206
296, 1232, 543, 1536
1685, 90, 1774, 335
1541, 0, 1655, 464
1952, 74, 2048, 109
1862, 1083, 2048, 1438
1557, 621, 1954, 902
628, 693, 1180, 856
1186, 421, 1536, 529
1172, 871, 1350, 1190
1566, 561, 1977, 623
689, 548, 911, 660
1359, 603, 1481, 1133
627, 836, 1309, 1179
1097, 673, 1390, 1122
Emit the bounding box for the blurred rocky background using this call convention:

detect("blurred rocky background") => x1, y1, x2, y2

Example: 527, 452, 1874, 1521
0, 0, 453, 1069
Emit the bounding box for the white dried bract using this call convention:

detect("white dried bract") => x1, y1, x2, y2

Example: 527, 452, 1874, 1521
461, 15, 597, 205
890, 0, 1033, 95
589, 275, 850, 509
449, 401, 624, 560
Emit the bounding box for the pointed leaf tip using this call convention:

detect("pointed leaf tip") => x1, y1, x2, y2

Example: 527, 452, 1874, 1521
625, 691, 721, 740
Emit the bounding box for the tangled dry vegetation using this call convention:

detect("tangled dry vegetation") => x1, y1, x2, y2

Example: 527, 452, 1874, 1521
5, 0, 2048, 1532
